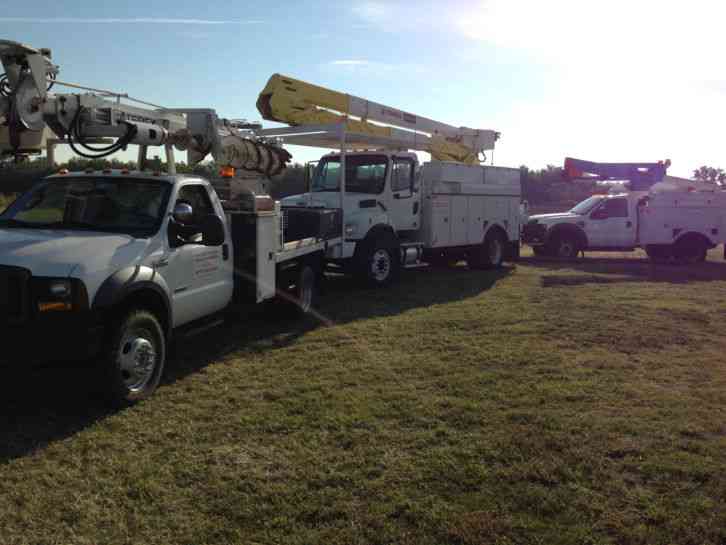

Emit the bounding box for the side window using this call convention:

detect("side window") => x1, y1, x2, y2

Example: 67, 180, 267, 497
392, 160, 414, 192
177, 185, 214, 224
174, 184, 214, 244
601, 198, 628, 218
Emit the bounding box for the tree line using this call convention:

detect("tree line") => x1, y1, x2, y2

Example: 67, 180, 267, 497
1, 156, 723, 205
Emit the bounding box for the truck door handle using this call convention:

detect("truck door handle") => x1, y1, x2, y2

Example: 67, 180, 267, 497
626, 221, 632, 228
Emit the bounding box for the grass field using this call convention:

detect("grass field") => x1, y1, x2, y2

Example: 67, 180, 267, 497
2, 249, 726, 544
0, 193, 14, 212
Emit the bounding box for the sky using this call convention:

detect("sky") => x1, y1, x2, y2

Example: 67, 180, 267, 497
2, 0, 724, 177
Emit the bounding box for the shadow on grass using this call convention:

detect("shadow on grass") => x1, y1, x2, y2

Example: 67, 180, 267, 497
519, 255, 726, 286
0, 265, 511, 463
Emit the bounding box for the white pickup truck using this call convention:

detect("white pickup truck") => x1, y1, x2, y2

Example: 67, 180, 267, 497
522, 178, 726, 263
0, 169, 339, 403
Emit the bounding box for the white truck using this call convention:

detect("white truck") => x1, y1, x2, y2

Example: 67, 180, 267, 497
254, 75, 522, 285
0, 168, 339, 403
522, 161, 726, 263
0, 40, 521, 402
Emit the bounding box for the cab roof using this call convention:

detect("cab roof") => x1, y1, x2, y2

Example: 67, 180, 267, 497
45, 169, 205, 184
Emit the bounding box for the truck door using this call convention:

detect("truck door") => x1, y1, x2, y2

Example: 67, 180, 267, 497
164, 183, 232, 327
387, 157, 419, 231
586, 197, 635, 248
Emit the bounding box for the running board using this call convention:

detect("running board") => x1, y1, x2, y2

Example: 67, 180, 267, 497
180, 318, 225, 339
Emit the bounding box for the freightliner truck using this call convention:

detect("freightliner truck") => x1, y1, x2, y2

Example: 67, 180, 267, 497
0, 40, 521, 403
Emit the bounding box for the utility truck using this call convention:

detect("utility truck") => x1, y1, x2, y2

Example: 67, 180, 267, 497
0, 40, 337, 403
522, 158, 726, 263
0, 40, 520, 402
254, 75, 522, 285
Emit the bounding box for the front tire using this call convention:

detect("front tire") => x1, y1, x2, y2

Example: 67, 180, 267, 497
101, 309, 166, 405
356, 235, 401, 287
549, 234, 580, 260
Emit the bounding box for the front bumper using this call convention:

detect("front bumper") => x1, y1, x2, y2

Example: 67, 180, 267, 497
521, 222, 548, 246
0, 311, 104, 368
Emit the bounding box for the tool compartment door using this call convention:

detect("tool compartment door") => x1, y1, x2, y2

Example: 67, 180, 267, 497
451, 195, 468, 246
429, 194, 451, 247
467, 196, 484, 244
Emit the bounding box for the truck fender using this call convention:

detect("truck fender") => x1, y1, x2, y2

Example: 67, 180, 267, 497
359, 223, 398, 247
673, 231, 716, 249
546, 223, 589, 249
353, 223, 400, 263
92, 265, 173, 338
482, 222, 509, 241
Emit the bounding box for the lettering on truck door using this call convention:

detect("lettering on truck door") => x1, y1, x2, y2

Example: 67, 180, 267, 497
164, 183, 231, 327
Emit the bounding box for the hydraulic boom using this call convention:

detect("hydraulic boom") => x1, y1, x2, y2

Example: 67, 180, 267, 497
0, 39, 290, 174
256, 74, 499, 164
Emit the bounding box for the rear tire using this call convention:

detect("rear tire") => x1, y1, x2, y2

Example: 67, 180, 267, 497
100, 309, 166, 405
470, 229, 505, 269
292, 263, 318, 315
674, 237, 708, 265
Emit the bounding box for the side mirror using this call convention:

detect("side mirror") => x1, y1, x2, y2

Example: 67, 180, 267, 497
200, 214, 226, 246
173, 201, 194, 224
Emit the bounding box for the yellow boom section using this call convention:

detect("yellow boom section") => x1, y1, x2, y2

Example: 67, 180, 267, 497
256, 74, 480, 164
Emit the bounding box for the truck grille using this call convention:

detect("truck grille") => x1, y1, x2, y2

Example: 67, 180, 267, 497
0, 266, 30, 323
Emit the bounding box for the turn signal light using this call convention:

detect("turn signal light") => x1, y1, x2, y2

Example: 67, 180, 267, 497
220, 166, 235, 178
38, 301, 72, 312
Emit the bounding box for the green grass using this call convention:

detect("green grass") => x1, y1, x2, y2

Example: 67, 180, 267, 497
0, 193, 15, 213
3, 249, 726, 544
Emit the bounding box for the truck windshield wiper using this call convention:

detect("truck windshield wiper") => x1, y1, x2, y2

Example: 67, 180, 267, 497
41, 220, 99, 230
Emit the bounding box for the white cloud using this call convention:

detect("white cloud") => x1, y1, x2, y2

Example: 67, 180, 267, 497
455, 0, 724, 83
0, 17, 262, 25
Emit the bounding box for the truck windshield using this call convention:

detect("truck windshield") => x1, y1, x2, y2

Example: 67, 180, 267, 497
570, 196, 604, 215
311, 155, 387, 194
0, 177, 171, 236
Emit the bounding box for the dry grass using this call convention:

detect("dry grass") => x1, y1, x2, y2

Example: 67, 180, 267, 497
2, 248, 726, 544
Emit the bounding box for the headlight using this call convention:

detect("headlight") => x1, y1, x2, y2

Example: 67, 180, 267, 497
49, 280, 72, 298
345, 223, 357, 236
33, 278, 88, 313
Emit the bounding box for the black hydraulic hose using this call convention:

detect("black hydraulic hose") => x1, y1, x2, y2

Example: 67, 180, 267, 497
67, 103, 137, 159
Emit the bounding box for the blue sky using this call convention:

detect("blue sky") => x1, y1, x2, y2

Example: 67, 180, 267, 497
2, 0, 724, 177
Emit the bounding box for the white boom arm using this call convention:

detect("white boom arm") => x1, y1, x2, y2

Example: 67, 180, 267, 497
256, 74, 499, 164
0, 39, 290, 175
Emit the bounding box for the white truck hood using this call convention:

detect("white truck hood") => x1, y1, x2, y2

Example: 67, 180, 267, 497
529, 212, 579, 224
0, 228, 151, 278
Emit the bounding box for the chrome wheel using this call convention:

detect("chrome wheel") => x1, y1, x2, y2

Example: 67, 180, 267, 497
371, 249, 392, 283
119, 329, 157, 393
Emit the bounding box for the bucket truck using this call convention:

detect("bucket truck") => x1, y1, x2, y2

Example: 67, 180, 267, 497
0, 40, 337, 404
522, 157, 726, 263
254, 74, 522, 286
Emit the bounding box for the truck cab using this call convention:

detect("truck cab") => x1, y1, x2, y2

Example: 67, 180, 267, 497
523, 192, 645, 257
281, 151, 420, 241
